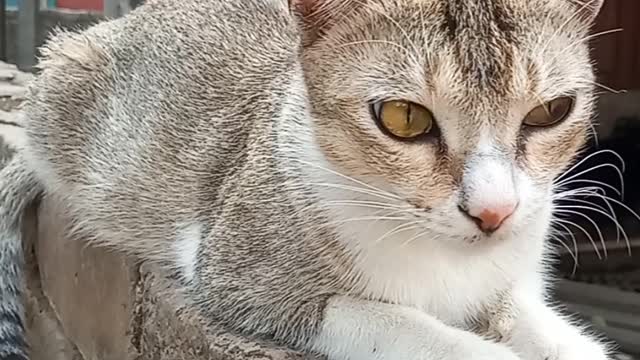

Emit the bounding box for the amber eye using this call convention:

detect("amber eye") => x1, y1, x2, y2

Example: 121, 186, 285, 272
523, 96, 575, 127
371, 100, 434, 139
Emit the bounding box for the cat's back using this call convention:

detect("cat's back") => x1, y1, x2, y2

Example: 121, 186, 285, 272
24, 0, 299, 187
22, 0, 303, 252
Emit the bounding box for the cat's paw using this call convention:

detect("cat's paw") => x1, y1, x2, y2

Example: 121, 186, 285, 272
501, 303, 613, 360
314, 296, 524, 360
450, 332, 523, 360
508, 330, 610, 360
466, 343, 523, 360
368, 329, 523, 360
551, 336, 611, 360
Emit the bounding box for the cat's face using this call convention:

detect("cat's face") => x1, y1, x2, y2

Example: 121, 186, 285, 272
302, 0, 600, 247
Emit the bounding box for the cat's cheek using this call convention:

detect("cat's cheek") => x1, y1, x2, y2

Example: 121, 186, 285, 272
517, 121, 589, 183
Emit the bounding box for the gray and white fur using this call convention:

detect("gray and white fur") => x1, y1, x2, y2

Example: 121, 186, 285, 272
0, 0, 618, 359
0, 152, 39, 359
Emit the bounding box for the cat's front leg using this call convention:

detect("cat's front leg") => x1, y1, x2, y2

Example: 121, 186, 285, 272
504, 295, 613, 360
310, 295, 523, 360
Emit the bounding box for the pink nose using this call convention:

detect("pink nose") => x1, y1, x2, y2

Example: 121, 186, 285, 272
460, 203, 518, 233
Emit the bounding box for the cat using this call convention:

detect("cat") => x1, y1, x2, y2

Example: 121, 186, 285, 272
0, 0, 616, 359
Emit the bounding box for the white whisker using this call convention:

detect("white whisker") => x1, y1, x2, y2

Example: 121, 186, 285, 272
295, 158, 402, 200
556, 203, 629, 254
556, 149, 625, 182
553, 186, 604, 200
554, 217, 602, 259
375, 221, 424, 245
556, 163, 625, 199
550, 221, 579, 273
311, 182, 400, 202
319, 215, 411, 229
573, 192, 638, 255
555, 178, 621, 197
325, 199, 410, 211
558, 196, 623, 244
555, 208, 607, 258
401, 228, 433, 247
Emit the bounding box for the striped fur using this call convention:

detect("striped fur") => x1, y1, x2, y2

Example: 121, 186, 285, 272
0, 153, 40, 360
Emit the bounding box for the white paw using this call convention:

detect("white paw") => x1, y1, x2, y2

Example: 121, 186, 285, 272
508, 331, 611, 360
313, 297, 523, 360
553, 337, 611, 360
449, 331, 523, 360
350, 326, 523, 360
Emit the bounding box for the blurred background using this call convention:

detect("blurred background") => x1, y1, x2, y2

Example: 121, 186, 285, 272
1, 0, 639, 359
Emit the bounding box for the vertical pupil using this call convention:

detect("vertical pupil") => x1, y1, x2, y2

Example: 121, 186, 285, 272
546, 102, 556, 121
551, 100, 562, 118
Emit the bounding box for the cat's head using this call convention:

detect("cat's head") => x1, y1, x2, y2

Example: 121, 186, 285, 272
294, 0, 603, 247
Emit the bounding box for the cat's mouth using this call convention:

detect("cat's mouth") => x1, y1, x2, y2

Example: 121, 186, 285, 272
400, 198, 525, 246
465, 234, 483, 244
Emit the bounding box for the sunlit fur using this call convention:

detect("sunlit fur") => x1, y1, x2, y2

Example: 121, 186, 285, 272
299, 1, 617, 359
0, 0, 625, 359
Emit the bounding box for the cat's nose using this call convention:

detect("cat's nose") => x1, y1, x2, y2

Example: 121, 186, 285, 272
458, 202, 518, 234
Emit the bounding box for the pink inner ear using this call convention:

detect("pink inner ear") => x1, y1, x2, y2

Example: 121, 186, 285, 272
289, 0, 321, 17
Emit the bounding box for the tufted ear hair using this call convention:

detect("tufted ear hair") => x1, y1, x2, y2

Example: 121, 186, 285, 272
572, 0, 604, 23
289, 0, 360, 46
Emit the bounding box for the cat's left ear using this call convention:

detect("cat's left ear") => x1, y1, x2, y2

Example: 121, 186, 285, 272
574, 0, 604, 22
289, 0, 360, 46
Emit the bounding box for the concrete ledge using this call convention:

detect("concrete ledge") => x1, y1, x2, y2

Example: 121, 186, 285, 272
30, 197, 310, 360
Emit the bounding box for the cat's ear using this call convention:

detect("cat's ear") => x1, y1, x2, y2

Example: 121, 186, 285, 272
289, 0, 359, 46
574, 0, 604, 23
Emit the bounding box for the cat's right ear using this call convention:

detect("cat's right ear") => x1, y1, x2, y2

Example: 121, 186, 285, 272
289, 0, 359, 46
573, 0, 604, 23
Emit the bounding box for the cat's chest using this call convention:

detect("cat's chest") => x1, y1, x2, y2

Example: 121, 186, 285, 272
350, 238, 530, 326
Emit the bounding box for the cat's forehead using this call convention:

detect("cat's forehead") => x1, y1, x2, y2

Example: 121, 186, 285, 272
385, 0, 538, 84
333, 0, 589, 108
432, 0, 522, 103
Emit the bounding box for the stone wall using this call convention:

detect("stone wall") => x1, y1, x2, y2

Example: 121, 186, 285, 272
28, 198, 310, 360
0, 61, 311, 360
